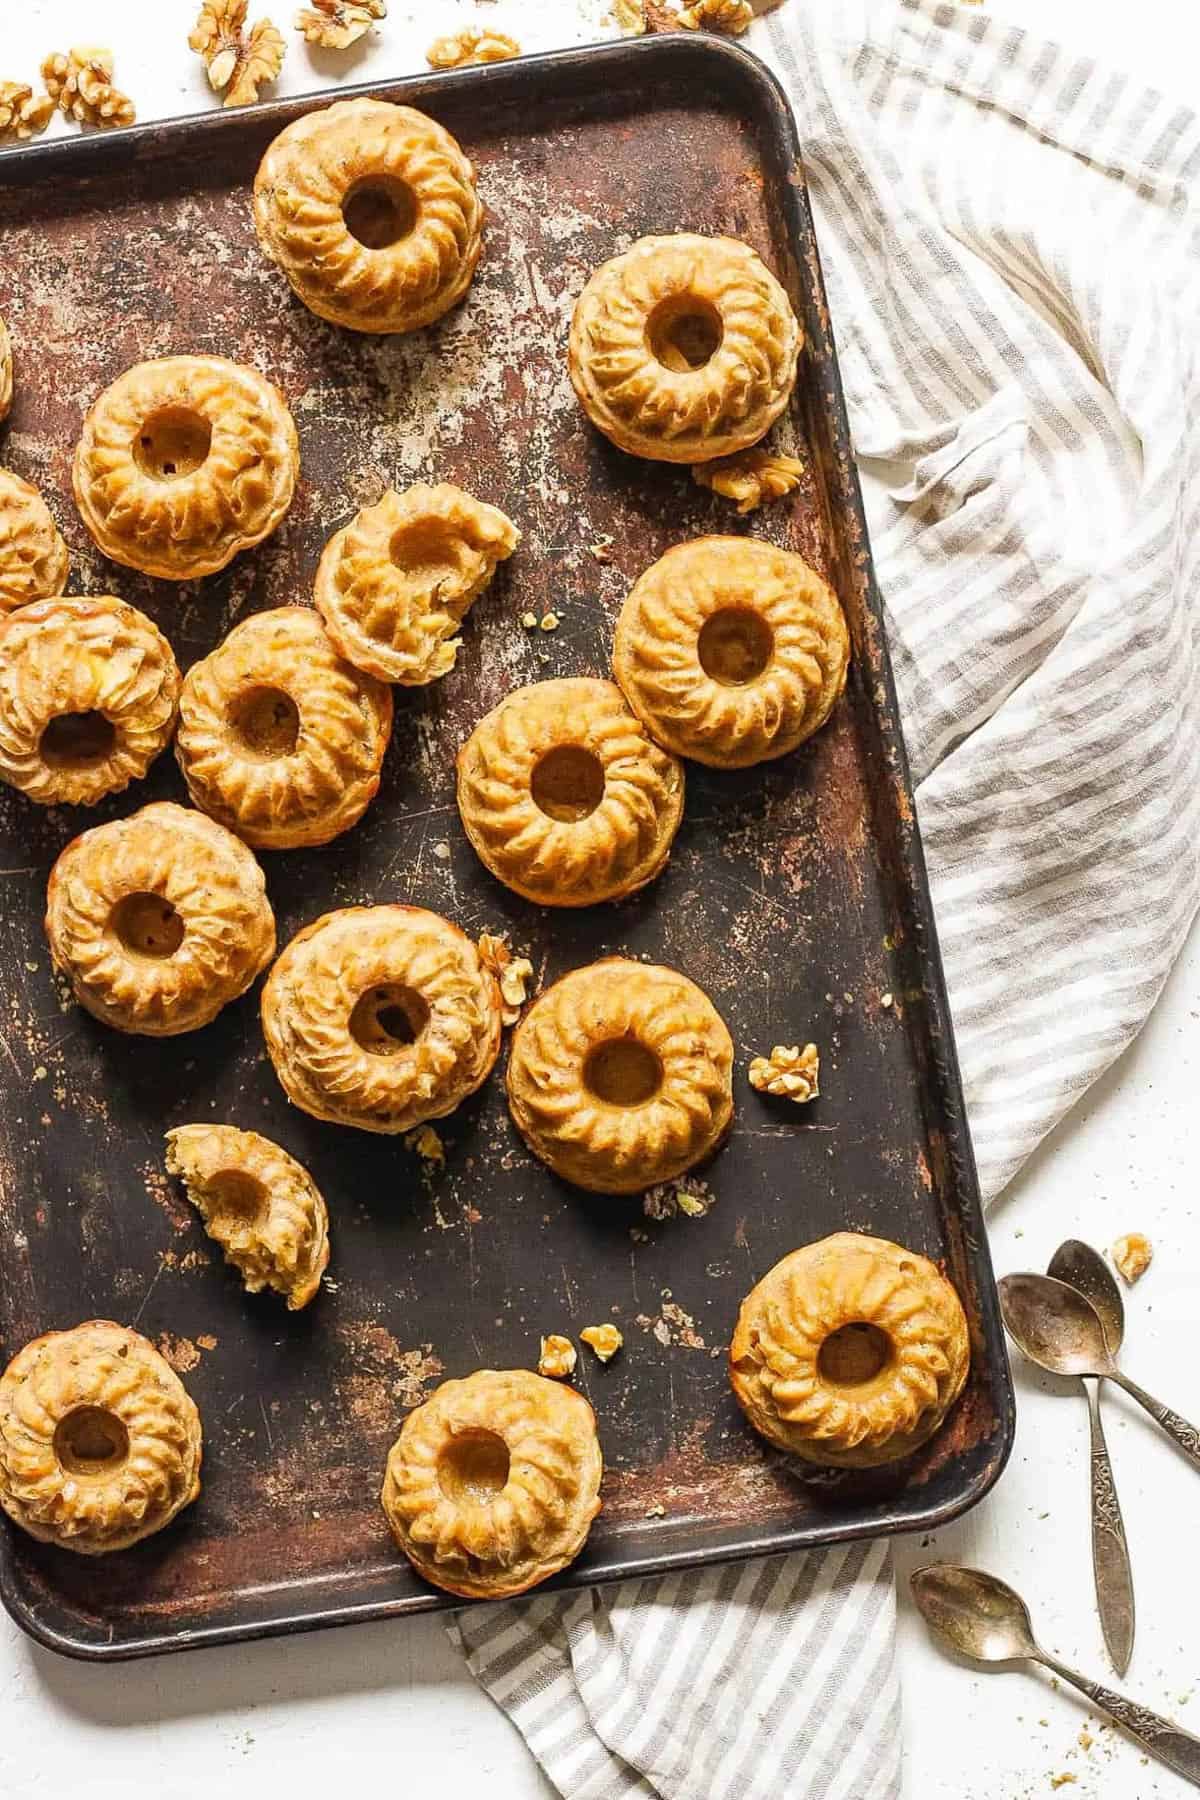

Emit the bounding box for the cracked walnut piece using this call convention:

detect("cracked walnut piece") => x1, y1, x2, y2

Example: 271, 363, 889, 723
166, 1124, 330, 1311
679, 0, 754, 33
477, 934, 535, 1025
538, 1336, 577, 1380
0, 83, 56, 144
692, 449, 805, 514
426, 29, 521, 69
0, 597, 180, 808
1111, 1233, 1152, 1285
190, 1, 286, 108
0, 468, 69, 613
295, 1, 386, 49
41, 48, 135, 128
0, 1321, 202, 1555
749, 1043, 819, 1103
381, 1369, 602, 1598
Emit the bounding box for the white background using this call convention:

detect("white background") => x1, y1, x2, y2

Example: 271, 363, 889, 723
2, 3, 1198, 1797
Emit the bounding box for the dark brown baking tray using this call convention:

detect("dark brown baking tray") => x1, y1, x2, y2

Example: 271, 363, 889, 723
0, 33, 1013, 1659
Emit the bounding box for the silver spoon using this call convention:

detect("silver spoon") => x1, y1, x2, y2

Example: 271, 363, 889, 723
1045, 1241, 1134, 1674
911, 1564, 1200, 1788
999, 1272, 1200, 1475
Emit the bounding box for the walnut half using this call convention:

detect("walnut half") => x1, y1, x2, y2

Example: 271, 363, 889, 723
748, 1042, 820, 1103
295, 0, 386, 49
0, 81, 56, 143
692, 449, 805, 514
678, 0, 754, 33
41, 49, 136, 128
190, 1, 286, 107
426, 28, 521, 70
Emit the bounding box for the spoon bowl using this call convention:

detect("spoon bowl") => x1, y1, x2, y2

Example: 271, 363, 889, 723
998, 1272, 1115, 1377
911, 1564, 1037, 1664
1048, 1240, 1125, 1354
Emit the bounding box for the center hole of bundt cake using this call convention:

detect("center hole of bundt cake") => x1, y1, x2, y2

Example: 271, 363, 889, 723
437, 1429, 511, 1505
697, 608, 774, 686
229, 686, 301, 759
818, 1322, 892, 1387
53, 1406, 131, 1477
133, 406, 212, 481
583, 1037, 663, 1108
388, 520, 460, 596
342, 176, 419, 249
350, 983, 430, 1055
205, 1170, 268, 1223
530, 745, 605, 823
39, 710, 117, 768
645, 295, 724, 372
111, 892, 185, 959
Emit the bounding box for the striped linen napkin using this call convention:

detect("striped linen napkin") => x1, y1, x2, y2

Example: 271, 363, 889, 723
451, 2, 1200, 1794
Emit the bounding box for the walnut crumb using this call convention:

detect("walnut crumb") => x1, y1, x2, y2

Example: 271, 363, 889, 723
1111, 1232, 1152, 1285
190, 1, 285, 107
880, 991, 894, 1009
41, 48, 135, 128
692, 449, 805, 513
405, 1124, 445, 1166
644, 1501, 666, 1517
748, 1042, 819, 1103
589, 539, 614, 563
540, 612, 560, 632
1049, 1778, 1076, 1792
0, 81, 56, 142
580, 1323, 623, 1362
678, 0, 754, 34
537, 1334, 577, 1379
608, 0, 647, 32
1077, 1731, 1093, 1752
643, 1176, 715, 1220
521, 611, 538, 629
499, 957, 534, 1025
295, 0, 386, 48
426, 28, 520, 69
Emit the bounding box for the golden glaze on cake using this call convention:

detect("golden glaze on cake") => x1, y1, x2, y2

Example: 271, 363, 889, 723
0, 596, 180, 807
253, 98, 484, 334
613, 537, 849, 769
314, 483, 518, 684
0, 1320, 202, 1554
175, 607, 392, 850
72, 355, 299, 580
380, 1368, 602, 1598
165, 1124, 330, 1311
262, 904, 502, 1134
456, 677, 685, 907
0, 468, 69, 613
569, 234, 800, 463
45, 801, 276, 1036
506, 958, 734, 1194
729, 1233, 970, 1467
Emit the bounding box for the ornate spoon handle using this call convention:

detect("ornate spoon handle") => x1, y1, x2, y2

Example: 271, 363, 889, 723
1112, 1370, 1200, 1473
1039, 1652, 1200, 1787
1084, 1377, 1134, 1674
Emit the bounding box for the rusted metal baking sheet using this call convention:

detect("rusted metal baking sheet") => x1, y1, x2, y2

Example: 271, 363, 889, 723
0, 35, 1013, 1658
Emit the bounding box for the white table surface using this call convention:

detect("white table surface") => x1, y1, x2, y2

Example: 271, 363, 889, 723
2, 3, 1198, 1796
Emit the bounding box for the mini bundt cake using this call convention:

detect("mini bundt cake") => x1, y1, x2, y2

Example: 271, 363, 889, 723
456, 677, 685, 907
45, 801, 276, 1036
175, 606, 393, 850
0, 1320, 202, 1554
729, 1233, 971, 1467
72, 355, 299, 580
380, 1368, 602, 1598
314, 482, 518, 684
253, 98, 484, 334
0, 596, 180, 807
613, 537, 849, 768
569, 234, 801, 463
506, 957, 734, 1193
0, 467, 69, 613
165, 1124, 329, 1311
262, 904, 502, 1134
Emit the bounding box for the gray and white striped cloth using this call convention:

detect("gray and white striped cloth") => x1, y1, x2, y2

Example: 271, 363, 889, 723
451, 2, 1200, 1793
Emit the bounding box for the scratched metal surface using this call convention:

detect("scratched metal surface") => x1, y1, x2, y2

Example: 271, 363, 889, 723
0, 38, 1012, 1658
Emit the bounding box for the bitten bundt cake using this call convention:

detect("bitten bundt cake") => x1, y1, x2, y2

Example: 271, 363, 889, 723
0, 1320, 202, 1554
729, 1233, 971, 1467
613, 537, 849, 768
380, 1368, 602, 1598
72, 355, 299, 579
456, 677, 685, 907
569, 234, 801, 463
506, 957, 734, 1193
262, 904, 502, 1134
253, 98, 484, 334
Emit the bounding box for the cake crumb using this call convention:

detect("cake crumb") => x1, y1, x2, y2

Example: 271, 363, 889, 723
405, 1124, 445, 1167
643, 1175, 715, 1220
580, 1323, 623, 1362
1111, 1232, 1152, 1284
644, 1501, 665, 1517
537, 1334, 577, 1379
521, 611, 538, 629
540, 612, 560, 632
